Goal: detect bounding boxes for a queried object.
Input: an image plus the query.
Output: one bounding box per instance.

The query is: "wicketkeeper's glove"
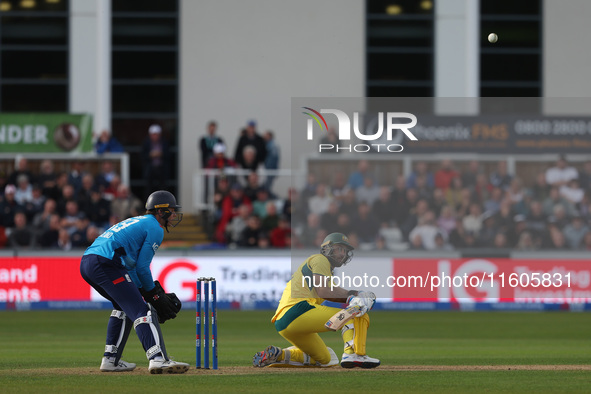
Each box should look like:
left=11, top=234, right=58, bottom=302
left=140, top=281, right=178, bottom=323
left=166, top=292, right=182, bottom=314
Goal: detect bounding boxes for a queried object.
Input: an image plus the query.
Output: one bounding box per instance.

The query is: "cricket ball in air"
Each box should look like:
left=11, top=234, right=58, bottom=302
left=488, top=33, right=498, bottom=43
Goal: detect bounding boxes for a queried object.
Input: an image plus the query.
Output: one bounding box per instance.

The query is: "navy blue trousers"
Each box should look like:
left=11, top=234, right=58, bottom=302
left=80, top=254, right=159, bottom=360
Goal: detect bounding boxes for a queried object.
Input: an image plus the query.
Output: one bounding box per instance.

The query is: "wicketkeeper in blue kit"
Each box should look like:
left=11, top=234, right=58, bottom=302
left=80, top=190, right=190, bottom=373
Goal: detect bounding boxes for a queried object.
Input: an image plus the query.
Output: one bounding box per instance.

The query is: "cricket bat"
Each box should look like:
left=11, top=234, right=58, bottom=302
left=324, top=305, right=361, bottom=331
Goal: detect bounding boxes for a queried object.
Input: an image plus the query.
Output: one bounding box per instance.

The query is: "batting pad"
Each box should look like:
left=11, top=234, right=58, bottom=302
left=266, top=347, right=338, bottom=368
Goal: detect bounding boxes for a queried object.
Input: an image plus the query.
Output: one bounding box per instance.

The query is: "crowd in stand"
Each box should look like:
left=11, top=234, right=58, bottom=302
left=207, top=143, right=591, bottom=251
left=0, top=156, right=143, bottom=250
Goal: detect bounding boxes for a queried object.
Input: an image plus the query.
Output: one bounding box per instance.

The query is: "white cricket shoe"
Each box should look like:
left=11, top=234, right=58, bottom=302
left=100, top=357, right=137, bottom=372
left=340, top=353, right=380, bottom=369
left=149, top=359, right=190, bottom=374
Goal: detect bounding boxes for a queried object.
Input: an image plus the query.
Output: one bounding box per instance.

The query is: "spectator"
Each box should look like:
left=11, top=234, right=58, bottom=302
left=199, top=121, right=224, bottom=168
left=506, top=214, right=529, bottom=247
left=473, top=173, right=492, bottom=204
left=206, top=143, right=237, bottom=171
left=545, top=155, right=578, bottom=187
left=226, top=203, right=252, bottom=246
left=461, top=160, right=482, bottom=190
left=94, top=161, right=118, bottom=193
left=492, top=232, right=509, bottom=249
left=484, top=187, right=504, bottom=214
left=448, top=219, right=468, bottom=249
left=433, top=232, right=454, bottom=251
left=437, top=204, right=457, bottom=237
left=525, top=200, right=547, bottom=242
left=330, top=171, right=350, bottom=203
left=355, top=176, right=380, bottom=206
left=252, top=187, right=272, bottom=219
left=445, top=176, right=464, bottom=208
left=414, top=174, right=433, bottom=202
left=494, top=199, right=515, bottom=234
left=478, top=211, right=498, bottom=247
left=76, top=173, right=95, bottom=211
left=408, top=211, right=439, bottom=250
left=234, top=120, right=267, bottom=169
left=269, top=215, right=291, bottom=248
left=0, top=185, right=22, bottom=228
left=84, top=187, right=111, bottom=231
left=215, top=183, right=252, bottom=244
left=506, top=177, right=527, bottom=215
left=244, top=172, right=263, bottom=202
left=563, top=215, right=589, bottom=249
left=103, top=174, right=121, bottom=202
left=489, top=161, right=512, bottom=191
left=354, top=201, right=380, bottom=245
left=14, top=174, right=33, bottom=205
left=261, top=201, right=280, bottom=233
left=540, top=224, right=567, bottom=250
left=238, top=145, right=259, bottom=177
left=529, top=172, right=550, bottom=202
left=32, top=198, right=57, bottom=237
left=430, top=188, right=448, bottom=217
left=406, top=161, right=434, bottom=189
left=110, top=184, right=143, bottom=223
left=142, top=124, right=170, bottom=198
left=23, top=184, right=46, bottom=221
left=263, top=130, right=280, bottom=191
left=308, top=183, right=333, bottom=216
left=559, top=178, right=585, bottom=207
left=60, top=200, right=87, bottom=235
left=8, top=211, right=36, bottom=249
left=542, top=187, right=576, bottom=218
left=205, top=143, right=238, bottom=203
left=320, top=201, right=340, bottom=234
left=238, top=215, right=263, bottom=247
left=212, top=176, right=231, bottom=223
left=54, top=228, right=73, bottom=251
left=347, top=160, right=372, bottom=190
left=95, top=129, right=124, bottom=154
left=299, top=213, right=323, bottom=248
left=38, top=213, right=60, bottom=248
left=515, top=231, right=537, bottom=251
left=56, top=184, right=76, bottom=217
left=401, top=197, right=429, bottom=240
left=300, top=172, right=318, bottom=206
left=37, top=159, right=57, bottom=199
left=462, top=203, right=483, bottom=234
left=434, top=159, right=458, bottom=191
left=372, top=186, right=395, bottom=228
left=67, top=161, right=87, bottom=195
left=8, top=155, right=35, bottom=186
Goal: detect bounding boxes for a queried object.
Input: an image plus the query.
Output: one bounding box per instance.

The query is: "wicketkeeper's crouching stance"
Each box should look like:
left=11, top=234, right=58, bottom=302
left=253, top=233, right=379, bottom=369
left=80, top=191, right=190, bottom=374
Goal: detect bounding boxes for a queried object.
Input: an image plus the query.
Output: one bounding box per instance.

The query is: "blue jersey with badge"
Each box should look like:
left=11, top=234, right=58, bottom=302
left=84, top=215, right=163, bottom=291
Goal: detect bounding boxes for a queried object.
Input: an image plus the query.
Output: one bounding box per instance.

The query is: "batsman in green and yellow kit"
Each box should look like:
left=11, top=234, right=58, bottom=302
left=253, top=232, right=380, bottom=368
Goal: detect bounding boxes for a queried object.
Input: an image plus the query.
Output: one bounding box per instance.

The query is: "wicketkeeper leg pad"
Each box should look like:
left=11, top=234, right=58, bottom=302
left=133, top=306, right=168, bottom=360
left=104, top=309, right=132, bottom=364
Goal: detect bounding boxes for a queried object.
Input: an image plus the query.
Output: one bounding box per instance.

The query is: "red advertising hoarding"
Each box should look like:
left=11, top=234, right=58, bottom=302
left=392, top=258, right=591, bottom=303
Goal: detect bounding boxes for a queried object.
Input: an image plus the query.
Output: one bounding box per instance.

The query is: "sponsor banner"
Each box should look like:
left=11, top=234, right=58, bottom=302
left=0, top=257, right=88, bottom=302
left=0, top=113, right=93, bottom=153
left=392, top=258, right=591, bottom=303
left=383, top=114, right=591, bottom=154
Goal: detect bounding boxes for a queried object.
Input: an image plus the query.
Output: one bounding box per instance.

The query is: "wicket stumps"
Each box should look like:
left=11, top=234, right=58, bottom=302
left=196, top=277, right=218, bottom=369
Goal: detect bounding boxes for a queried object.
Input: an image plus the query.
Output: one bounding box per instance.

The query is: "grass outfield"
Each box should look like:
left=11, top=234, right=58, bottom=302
left=2, top=309, right=591, bottom=392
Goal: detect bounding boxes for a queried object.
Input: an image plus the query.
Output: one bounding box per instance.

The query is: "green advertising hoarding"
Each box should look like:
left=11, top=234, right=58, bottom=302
left=0, top=113, right=93, bottom=153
